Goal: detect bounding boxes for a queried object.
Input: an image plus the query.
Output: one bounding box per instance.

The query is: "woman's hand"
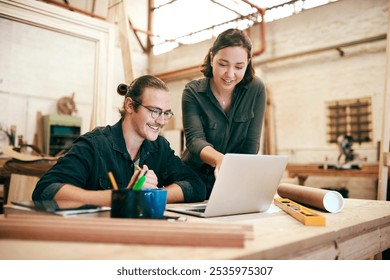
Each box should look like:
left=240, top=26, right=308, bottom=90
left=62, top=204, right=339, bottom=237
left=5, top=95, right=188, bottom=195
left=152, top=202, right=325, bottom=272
left=214, top=154, right=224, bottom=178
left=200, top=146, right=225, bottom=178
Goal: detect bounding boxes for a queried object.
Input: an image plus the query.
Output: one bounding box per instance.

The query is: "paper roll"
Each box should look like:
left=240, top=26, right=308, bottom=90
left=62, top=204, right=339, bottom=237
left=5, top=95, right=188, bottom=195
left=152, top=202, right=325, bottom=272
left=277, top=183, right=344, bottom=213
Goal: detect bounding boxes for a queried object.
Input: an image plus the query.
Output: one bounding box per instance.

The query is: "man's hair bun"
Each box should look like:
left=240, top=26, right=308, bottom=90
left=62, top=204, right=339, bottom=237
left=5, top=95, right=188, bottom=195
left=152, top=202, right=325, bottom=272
left=117, top=83, right=128, bottom=96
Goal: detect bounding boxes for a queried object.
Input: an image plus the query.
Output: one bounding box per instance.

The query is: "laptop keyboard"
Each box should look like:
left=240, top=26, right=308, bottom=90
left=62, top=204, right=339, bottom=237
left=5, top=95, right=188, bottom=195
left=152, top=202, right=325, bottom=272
left=188, top=208, right=206, bottom=213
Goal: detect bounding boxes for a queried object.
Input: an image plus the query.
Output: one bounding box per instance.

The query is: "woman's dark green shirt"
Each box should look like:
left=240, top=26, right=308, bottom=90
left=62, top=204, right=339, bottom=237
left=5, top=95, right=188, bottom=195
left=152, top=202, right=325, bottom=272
left=181, top=76, right=266, bottom=197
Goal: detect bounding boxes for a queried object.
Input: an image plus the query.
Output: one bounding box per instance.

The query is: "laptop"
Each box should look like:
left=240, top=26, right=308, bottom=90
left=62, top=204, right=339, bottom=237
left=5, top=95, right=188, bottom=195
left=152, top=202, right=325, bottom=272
left=167, top=153, right=288, bottom=218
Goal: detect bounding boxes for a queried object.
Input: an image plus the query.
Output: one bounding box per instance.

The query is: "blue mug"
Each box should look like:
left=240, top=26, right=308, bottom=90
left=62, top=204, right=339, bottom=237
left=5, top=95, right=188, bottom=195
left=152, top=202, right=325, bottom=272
left=111, top=188, right=167, bottom=219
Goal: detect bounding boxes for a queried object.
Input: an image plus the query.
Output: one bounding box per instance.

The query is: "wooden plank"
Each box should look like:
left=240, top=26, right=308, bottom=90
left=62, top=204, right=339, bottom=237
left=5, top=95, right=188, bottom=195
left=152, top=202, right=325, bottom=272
left=0, top=215, right=251, bottom=248
left=286, top=163, right=383, bottom=178
left=337, top=228, right=381, bottom=259
left=384, top=152, right=390, bottom=167
left=377, top=1, right=390, bottom=200
left=6, top=174, right=39, bottom=204
left=4, top=214, right=253, bottom=236
left=263, top=86, right=277, bottom=155
left=288, top=243, right=337, bottom=260
left=33, top=111, right=43, bottom=154
left=381, top=223, right=390, bottom=252
left=107, top=0, right=134, bottom=84
left=286, top=163, right=388, bottom=186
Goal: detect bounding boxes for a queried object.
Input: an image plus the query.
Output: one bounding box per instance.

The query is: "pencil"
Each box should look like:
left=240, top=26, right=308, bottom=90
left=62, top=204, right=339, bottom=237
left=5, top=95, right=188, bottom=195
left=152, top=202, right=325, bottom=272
left=108, top=171, right=119, bottom=190
left=135, top=165, right=148, bottom=176
left=128, top=165, right=147, bottom=189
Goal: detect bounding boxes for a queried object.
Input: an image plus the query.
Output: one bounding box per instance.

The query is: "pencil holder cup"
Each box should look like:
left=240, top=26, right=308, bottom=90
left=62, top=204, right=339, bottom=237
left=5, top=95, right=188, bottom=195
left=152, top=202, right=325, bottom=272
left=111, top=188, right=167, bottom=219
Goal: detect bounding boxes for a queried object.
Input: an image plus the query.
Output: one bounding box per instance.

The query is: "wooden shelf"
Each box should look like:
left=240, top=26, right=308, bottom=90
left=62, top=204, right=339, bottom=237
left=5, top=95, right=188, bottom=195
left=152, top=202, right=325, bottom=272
left=42, top=114, right=81, bottom=156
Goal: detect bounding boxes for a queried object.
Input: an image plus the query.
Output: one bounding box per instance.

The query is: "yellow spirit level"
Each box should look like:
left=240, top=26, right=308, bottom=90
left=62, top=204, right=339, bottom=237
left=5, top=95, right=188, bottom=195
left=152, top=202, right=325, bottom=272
left=274, top=197, right=326, bottom=226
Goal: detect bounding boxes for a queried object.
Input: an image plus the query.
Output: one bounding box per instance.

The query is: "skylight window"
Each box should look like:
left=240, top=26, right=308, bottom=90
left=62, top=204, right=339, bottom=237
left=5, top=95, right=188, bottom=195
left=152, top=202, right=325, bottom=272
left=152, top=0, right=338, bottom=54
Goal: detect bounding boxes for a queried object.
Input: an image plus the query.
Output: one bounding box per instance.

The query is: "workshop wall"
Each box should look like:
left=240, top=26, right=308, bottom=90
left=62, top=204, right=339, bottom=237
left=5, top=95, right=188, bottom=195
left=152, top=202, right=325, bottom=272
left=151, top=0, right=388, bottom=165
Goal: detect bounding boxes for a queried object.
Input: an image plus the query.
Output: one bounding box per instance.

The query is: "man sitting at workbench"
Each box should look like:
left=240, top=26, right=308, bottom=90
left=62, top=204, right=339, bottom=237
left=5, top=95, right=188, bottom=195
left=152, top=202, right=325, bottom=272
left=32, top=75, right=206, bottom=205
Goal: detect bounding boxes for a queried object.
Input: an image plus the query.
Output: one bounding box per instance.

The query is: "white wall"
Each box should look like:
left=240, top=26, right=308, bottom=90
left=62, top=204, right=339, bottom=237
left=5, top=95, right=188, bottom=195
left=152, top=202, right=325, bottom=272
left=0, top=15, right=96, bottom=140
left=0, top=0, right=148, bottom=146
left=258, top=0, right=387, bottom=164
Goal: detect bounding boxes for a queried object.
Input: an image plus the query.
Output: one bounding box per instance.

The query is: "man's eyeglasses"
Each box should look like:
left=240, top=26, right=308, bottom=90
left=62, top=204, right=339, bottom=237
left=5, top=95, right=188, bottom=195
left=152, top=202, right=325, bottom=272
left=133, top=100, right=174, bottom=120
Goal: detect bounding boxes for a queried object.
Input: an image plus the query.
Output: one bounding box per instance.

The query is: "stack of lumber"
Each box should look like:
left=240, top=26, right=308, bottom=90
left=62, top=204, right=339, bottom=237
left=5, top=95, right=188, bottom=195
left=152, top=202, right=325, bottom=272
left=0, top=215, right=252, bottom=248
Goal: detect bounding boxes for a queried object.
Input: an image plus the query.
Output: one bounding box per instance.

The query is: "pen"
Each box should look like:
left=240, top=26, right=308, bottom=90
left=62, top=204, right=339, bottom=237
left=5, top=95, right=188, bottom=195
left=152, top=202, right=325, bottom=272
left=108, top=171, right=119, bottom=190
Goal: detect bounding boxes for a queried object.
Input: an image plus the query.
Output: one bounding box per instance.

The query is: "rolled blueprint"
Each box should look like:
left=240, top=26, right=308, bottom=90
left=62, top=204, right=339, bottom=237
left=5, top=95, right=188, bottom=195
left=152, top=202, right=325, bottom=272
left=277, top=183, right=344, bottom=213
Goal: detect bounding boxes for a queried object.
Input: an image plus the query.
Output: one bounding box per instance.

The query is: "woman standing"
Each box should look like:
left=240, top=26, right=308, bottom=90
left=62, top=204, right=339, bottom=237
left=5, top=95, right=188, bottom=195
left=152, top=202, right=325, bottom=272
left=181, top=28, right=266, bottom=198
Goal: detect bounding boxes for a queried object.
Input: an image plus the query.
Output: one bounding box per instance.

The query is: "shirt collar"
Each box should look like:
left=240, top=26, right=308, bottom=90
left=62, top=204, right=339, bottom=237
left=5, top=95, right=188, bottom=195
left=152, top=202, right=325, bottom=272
left=110, top=118, right=158, bottom=160
left=197, top=78, right=209, bottom=93
left=111, top=119, right=127, bottom=154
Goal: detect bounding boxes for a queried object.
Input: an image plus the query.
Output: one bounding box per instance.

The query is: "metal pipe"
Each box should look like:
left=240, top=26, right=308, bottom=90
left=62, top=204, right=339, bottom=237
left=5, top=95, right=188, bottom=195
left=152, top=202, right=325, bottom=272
left=256, top=34, right=386, bottom=65
left=155, top=34, right=387, bottom=82
left=241, top=0, right=266, bottom=56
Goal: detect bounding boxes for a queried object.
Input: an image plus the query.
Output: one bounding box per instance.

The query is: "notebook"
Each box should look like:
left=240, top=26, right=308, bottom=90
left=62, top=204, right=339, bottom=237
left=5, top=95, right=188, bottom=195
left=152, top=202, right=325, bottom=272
left=167, top=153, right=288, bottom=218
left=10, top=200, right=110, bottom=216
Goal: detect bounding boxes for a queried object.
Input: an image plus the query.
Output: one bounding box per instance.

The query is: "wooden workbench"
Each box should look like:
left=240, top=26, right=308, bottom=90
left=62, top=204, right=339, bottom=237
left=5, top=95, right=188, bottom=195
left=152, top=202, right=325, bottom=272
left=0, top=198, right=389, bottom=260
left=0, top=157, right=55, bottom=204
left=0, top=157, right=11, bottom=206
left=286, top=163, right=387, bottom=185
